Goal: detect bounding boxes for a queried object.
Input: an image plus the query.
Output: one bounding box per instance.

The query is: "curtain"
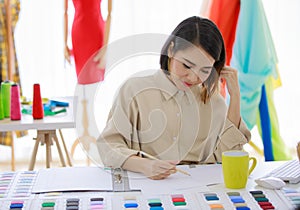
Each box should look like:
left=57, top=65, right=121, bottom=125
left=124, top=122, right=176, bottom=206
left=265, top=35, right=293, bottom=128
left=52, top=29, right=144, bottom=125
left=0, top=0, right=26, bottom=146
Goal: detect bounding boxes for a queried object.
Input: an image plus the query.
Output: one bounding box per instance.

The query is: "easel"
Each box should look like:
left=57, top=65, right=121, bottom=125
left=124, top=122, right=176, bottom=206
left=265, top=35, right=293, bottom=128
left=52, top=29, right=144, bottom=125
left=29, top=129, right=72, bottom=170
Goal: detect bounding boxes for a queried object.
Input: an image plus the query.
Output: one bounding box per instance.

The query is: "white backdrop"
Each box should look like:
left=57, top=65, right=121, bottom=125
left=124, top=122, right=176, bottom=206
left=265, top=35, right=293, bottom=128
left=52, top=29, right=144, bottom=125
left=14, top=0, right=300, bottom=150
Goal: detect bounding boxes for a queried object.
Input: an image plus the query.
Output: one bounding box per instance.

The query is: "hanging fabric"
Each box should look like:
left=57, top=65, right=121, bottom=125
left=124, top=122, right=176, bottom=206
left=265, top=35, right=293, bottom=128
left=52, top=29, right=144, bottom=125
left=230, top=0, right=291, bottom=160
left=203, top=0, right=291, bottom=160
left=206, top=0, right=240, bottom=98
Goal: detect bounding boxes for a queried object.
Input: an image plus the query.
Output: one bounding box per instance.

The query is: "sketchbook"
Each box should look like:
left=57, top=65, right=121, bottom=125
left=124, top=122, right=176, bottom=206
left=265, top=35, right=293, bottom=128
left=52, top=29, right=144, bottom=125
left=31, top=166, right=113, bottom=193
left=31, top=164, right=223, bottom=194
left=127, top=164, right=223, bottom=194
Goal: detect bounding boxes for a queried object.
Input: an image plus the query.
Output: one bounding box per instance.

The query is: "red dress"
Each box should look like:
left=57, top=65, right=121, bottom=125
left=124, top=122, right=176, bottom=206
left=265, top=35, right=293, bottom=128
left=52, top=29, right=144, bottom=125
left=72, top=0, right=105, bottom=82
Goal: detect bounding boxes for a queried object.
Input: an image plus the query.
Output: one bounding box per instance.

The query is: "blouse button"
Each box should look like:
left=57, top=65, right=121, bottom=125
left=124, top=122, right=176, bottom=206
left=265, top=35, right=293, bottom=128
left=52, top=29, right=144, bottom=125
left=176, top=112, right=180, bottom=117
left=173, top=137, right=177, bottom=141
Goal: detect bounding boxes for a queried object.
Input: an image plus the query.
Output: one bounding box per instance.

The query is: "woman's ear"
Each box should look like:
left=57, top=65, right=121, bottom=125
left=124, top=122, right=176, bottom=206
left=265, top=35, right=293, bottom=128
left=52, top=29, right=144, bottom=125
left=167, top=41, right=174, bottom=57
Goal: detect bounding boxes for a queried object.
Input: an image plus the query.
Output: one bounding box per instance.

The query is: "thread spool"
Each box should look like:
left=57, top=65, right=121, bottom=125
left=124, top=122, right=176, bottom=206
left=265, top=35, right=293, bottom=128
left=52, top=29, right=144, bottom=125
left=1, top=81, right=12, bottom=118
left=32, top=83, right=44, bottom=119
left=0, top=86, right=4, bottom=120
left=10, top=84, right=21, bottom=120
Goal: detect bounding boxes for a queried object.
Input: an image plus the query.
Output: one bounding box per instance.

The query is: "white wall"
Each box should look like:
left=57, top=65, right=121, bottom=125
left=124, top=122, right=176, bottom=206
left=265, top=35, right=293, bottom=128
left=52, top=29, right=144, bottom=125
left=262, top=0, right=300, bottom=148
left=13, top=0, right=300, bottom=151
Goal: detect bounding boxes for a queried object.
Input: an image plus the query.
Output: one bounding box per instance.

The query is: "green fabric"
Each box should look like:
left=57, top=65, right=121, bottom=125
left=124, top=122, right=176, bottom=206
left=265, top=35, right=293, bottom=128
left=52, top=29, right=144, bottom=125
left=22, top=107, right=66, bottom=116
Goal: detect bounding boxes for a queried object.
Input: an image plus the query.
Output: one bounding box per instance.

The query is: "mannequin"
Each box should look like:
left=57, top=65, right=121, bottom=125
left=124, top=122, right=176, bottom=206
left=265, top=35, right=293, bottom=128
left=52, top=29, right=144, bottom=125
left=64, top=0, right=112, bottom=78
left=64, top=0, right=112, bottom=163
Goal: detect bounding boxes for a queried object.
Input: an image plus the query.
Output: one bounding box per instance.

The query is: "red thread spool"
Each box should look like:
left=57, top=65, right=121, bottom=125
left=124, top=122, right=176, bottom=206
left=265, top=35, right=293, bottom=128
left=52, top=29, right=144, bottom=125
left=10, top=84, right=21, bottom=120
left=32, top=84, right=44, bottom=119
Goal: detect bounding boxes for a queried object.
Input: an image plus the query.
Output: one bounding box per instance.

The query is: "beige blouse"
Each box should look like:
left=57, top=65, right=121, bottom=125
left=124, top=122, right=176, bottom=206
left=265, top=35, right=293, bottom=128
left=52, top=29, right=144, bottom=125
left=97, top=70, right=251, bottom=168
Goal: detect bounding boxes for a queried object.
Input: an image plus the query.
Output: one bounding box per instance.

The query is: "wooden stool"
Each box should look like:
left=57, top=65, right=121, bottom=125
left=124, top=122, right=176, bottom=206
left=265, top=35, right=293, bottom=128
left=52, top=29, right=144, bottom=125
left=28, top=129, right=72, bottom=170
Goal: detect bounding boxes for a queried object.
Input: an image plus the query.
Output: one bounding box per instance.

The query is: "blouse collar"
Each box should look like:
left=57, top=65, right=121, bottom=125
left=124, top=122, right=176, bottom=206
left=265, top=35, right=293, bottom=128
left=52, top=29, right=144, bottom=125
left=154, top=70, right=198, bottom=105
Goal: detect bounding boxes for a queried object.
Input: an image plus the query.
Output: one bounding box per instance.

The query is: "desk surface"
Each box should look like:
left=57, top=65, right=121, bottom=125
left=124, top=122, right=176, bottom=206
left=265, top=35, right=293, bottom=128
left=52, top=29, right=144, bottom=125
left=0, top=96, right=75, bottom=131
left=0, top=161, right=299, bottom=210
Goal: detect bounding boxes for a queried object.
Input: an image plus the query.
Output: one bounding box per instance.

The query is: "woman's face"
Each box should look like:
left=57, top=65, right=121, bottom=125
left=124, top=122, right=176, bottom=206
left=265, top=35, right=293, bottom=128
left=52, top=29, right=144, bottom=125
left=168, top=45, right=215, bottom=90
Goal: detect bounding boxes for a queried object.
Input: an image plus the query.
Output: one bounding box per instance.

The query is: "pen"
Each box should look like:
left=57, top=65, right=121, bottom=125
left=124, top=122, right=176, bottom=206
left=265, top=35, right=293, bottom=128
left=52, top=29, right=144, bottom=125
left=138, top=151, right=191, bottom=176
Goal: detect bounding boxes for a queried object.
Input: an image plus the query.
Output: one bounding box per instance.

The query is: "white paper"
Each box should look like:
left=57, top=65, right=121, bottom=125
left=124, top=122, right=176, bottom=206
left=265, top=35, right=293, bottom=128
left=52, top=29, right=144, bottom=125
left=127, top=164, right=223, bottom=194
left=32, top=167, right=113, bottom=193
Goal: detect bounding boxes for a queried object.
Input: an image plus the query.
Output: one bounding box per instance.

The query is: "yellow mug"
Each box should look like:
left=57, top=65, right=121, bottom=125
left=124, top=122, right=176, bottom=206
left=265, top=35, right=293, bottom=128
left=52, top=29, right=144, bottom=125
left=222, top=150, right=257, bottom=189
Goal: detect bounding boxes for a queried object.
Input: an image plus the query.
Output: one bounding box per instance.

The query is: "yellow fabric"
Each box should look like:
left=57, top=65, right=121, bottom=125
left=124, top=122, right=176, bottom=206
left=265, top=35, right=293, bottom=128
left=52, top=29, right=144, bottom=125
left=0, top=0, right=27, bottom=146
left=271, top=64, right=282, bottom=89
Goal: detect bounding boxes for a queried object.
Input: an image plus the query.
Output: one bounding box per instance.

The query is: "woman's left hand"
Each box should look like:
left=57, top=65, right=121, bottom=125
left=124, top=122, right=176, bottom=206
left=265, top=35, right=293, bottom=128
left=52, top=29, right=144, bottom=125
left=219, top=66, right=240, bottom=99
left=220, top=66, right=241, bottom=127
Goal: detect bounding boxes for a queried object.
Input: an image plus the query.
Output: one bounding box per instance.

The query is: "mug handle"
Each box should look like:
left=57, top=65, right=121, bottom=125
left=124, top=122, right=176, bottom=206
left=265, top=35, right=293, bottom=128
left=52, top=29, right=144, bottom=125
left=248, top=157, right=257, bottom=175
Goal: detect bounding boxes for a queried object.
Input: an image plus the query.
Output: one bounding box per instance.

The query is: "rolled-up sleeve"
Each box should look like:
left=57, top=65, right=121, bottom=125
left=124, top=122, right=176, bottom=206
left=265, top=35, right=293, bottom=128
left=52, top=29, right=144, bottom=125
left=205, top=118, right=251, bottom=163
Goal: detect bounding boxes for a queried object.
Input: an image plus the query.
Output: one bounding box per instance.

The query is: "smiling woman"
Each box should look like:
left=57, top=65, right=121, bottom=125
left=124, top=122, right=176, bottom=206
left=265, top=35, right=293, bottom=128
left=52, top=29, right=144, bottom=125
left=167, top=47, right=215, bottom=92
left=97, top=16, right=251, bottom=180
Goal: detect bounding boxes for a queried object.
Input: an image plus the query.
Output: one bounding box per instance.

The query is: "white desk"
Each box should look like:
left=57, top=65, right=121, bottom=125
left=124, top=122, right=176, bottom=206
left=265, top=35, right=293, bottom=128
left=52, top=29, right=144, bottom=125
left=0, top=97, right=75, bottom=131
left=0, top=96, right=76, bottom=170
left=0, top=161, right=299, bottom=209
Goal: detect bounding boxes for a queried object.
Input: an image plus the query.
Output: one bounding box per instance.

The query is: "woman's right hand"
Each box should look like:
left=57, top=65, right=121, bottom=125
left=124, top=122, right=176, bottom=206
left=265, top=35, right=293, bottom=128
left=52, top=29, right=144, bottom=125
left=142, top=159, right=178, bottom=180
left=122, top=156, right=177, bottom=180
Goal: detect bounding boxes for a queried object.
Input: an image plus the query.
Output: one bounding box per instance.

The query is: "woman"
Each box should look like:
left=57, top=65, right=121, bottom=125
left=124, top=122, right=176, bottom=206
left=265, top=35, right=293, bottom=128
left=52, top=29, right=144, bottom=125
left=97, top=16, right=251, bottom=180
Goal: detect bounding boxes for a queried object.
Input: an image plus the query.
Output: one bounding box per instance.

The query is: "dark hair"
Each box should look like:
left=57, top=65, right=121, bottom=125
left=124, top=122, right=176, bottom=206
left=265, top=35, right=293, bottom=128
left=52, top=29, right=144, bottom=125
left=160, top=16, right=226, bottom=103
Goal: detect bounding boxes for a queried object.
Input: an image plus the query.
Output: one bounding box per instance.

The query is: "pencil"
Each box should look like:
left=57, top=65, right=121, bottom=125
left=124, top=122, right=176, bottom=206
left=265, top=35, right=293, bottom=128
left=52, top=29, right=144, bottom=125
left=138, top=151, right=191, bottom=176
